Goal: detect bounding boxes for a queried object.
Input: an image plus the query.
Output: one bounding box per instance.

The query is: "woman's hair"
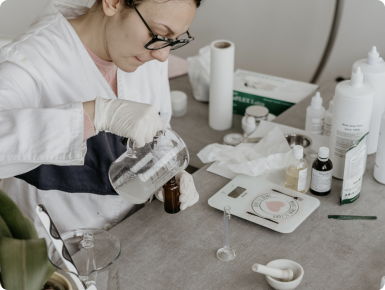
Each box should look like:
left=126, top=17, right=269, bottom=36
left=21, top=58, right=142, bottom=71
left=96, top=0, right=201, bottom=8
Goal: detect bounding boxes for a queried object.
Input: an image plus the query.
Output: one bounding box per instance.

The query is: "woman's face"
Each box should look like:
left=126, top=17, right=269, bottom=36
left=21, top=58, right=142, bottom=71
left=103, top=0, right=197, bottom=72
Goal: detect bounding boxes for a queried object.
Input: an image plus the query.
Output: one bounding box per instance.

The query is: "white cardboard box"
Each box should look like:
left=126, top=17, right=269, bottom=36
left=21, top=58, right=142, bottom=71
left=233, top=69, right=319, bottom=116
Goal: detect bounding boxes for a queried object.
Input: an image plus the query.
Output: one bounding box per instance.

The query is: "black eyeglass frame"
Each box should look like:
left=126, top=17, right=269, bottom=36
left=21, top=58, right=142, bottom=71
left=130, top=1, right=195, bottom=50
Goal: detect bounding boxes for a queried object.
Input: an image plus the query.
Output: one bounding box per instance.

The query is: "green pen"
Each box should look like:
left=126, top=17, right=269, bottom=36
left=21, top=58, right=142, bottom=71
left=328, top=215, right=377, bottom=220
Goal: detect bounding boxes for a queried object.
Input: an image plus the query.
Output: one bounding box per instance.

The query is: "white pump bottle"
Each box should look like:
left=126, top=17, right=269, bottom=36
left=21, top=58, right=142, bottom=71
left=305, top=92, right=325, bottom=135
left=329, top=67, right=375, bottom=179
left=353, top=46, right=385, bottom=155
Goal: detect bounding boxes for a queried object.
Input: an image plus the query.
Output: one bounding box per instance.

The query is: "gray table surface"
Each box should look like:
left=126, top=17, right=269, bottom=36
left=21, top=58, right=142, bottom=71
left=71, top=77, right=385, bottom=289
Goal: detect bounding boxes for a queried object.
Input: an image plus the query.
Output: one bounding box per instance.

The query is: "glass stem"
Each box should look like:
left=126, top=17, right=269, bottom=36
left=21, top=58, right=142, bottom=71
left=82, top=233, right=97, bottom=286
left=223, top=205, right=231, bottom=251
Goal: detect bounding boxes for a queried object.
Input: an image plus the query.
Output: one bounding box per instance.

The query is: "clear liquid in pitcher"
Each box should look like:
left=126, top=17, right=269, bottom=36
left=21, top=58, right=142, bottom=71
left=109, top=130, right=189, bottom=204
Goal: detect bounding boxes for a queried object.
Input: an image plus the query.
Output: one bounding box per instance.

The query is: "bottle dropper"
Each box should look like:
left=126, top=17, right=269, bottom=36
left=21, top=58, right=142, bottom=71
left=367, top=46, right=384, bottom=65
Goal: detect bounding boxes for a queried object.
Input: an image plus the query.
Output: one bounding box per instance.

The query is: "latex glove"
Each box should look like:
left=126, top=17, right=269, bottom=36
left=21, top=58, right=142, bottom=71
left=94, top=96, right=167, bottom=147
left=157, top=170, right=199, bottom=210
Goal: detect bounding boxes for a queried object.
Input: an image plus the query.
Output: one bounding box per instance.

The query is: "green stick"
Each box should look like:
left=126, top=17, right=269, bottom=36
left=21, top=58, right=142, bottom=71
left=328, top=215, right=377, bottom=220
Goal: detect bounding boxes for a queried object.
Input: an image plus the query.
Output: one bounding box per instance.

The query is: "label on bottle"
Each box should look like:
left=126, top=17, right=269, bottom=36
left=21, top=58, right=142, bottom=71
left=334, top=125, right=365, bottom=159
left=311, top=168, right=332, bottom=193
left=323, top=122, right=331, bottom=137
left=341, top=136, right=367, bottom=205
left=374, top=117, right=385, bottom=183
left=298, top=168, right=308, bottom=191
left=311, top=118, right=324, bottom=135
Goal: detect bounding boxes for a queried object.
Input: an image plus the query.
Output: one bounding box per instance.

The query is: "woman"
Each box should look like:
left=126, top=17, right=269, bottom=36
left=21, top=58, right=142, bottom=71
left=0, top=0, right=200, bottom=239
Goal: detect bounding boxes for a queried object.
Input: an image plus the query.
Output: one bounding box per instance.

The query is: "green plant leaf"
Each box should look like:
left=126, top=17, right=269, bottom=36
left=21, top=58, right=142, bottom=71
left=43, top=258, right=56, bottom=287
left=0, top=189, right=38, bottom=239
left=0, top=237, right=54, bottom=290
left=0, top=214, right=12, bottom=238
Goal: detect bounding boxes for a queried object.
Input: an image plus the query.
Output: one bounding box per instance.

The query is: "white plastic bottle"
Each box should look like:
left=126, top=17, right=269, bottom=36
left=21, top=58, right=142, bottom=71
left=353, top=46, right=385, bottom=155
left=242, top=116, right=257, bottom=137
left=329, top=67, right=375, bottom=179
left=323, top=100, right=334, bottom=137
left=305, top=92, right=325, bottom=135
left=374, top=111, right=385, bottom=184
left=285, top=145, right=308, bottom=193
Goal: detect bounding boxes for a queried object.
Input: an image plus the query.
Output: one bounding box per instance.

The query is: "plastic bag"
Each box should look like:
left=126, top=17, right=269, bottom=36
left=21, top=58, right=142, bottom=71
left=187, top=45, right=210, bottom=102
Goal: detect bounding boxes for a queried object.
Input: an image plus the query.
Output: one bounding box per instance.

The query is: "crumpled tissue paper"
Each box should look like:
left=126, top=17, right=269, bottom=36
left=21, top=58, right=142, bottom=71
left=197, top=127, right=292, bottom=176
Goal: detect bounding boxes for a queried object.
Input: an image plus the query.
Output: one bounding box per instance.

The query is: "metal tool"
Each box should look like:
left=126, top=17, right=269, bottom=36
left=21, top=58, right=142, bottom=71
left=328, top=215, right=377, bottom=220
left=272, top=189, right=303, bottom=202
left=247, top=211, right=279, bottom=224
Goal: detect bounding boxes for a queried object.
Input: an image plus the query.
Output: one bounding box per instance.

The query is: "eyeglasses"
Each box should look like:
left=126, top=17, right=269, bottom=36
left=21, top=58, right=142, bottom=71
left=130, top=1, right=195, bottom=50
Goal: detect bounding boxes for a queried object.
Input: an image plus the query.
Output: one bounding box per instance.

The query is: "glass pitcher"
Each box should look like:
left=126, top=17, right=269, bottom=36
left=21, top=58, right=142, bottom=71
left=109, top=128, right=189, bottom=204
left=48, top=228, right=121, bottom=290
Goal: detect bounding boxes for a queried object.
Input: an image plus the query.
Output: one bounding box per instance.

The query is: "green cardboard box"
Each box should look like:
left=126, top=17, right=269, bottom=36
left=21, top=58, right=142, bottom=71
left=233, top=69, right=319, bottom=116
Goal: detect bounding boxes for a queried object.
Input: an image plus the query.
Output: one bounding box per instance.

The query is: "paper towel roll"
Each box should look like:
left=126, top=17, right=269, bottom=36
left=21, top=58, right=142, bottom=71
left=209, top=40, right=235, bottom=130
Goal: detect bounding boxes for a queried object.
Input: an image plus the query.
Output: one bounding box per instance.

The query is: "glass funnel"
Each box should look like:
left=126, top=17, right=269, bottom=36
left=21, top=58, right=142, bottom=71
left=109, top=128, right=190, bottom=204
left=48, top=228, right=121, bottom=290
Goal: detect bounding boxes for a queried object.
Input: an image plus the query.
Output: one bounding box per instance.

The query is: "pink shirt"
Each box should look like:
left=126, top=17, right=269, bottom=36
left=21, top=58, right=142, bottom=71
left=84, top=44, right=118, bottom=96
left=83, top=44, right=118, bottom=140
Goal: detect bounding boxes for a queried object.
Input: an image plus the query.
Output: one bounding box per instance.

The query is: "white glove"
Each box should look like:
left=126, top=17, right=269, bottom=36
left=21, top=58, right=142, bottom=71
left=157, top=170, right=199, bottom=210
left=94, top=97, right=167, bottom=147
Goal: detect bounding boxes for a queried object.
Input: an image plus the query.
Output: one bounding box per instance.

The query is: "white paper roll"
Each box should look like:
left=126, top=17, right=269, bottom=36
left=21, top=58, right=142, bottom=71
left=209, top=40, right=235, bottom=130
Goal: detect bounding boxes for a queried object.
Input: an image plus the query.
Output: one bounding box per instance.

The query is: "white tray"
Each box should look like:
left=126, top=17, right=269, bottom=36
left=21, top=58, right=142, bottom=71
left=208, top=175, right=320, bottom=233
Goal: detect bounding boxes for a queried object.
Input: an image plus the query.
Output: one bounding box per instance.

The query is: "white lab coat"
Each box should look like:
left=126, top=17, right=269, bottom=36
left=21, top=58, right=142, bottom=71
left=0, top=0, right=171, bottom=240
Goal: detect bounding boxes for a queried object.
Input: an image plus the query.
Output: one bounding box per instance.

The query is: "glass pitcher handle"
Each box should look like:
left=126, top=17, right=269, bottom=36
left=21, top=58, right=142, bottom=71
left=121, top=130, right=167, bottom=158
left=121, top=137, right=138, bottom=158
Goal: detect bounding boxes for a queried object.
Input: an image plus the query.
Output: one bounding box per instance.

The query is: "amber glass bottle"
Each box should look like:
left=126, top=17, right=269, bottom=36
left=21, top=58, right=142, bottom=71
left=163, top=177, right=181, bottom=214
left=310, top=147, right=333, bottom=196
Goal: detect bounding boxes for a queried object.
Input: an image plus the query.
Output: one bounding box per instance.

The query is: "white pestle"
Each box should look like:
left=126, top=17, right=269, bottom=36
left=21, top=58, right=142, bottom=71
left=252, top=263, right=294, bottom=282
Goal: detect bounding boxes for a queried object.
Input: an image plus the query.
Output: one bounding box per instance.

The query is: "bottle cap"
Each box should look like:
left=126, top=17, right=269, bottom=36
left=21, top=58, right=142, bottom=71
left=311, top=92, right=323, bottom=109
left=293, top=145, right=303, bottom=159
left=328, top=100, right=334, bottom=114
left=318, top=147, right=329, bottom=159
left=367, top=46, right=383, bottom=65
left=245, top=106, right=269, bottom=121
left=223, top=133, right=244, bottom=146
left=351, top=67, right=363, bottom=87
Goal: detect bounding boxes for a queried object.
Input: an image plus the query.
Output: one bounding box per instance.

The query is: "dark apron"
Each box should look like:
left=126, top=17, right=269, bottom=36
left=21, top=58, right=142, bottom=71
left=16, top=132, right=126, bottom=196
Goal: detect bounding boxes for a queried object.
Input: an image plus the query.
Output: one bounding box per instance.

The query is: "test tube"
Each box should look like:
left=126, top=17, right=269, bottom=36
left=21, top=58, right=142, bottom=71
left=216, top=205, right=236, bottom=261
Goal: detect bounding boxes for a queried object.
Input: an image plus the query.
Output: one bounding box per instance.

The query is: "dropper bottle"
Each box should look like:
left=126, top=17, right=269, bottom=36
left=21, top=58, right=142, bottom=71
left=305, top=92, right=325, bottom=135
left=323, top=100, right=334, bottom=137
left=163, top=176, right=181, bottom=214
left=285, top=145, right=308, bottom=193
left=353, top=46, right=385, bottom=155
left=310, top=147, right=333, bottom=196
left=329, top=67, right=375, bottom=179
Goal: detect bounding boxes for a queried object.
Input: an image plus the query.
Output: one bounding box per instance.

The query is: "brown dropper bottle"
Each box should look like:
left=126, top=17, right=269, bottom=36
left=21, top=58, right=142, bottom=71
left=163, top=176, right=181, bottom=214
left=310, top=147, right=333, bottom=196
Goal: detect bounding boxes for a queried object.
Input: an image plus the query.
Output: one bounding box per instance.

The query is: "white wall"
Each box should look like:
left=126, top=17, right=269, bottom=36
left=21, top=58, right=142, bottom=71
left=173, top=0, right=335, bottom=83
left=1, top=0, right=385, bottom=85
left=0, top=0, right=49, bottom=37
left=173, top=0, right=385, bottom=85
left=317, top=0, right=385, bottom=85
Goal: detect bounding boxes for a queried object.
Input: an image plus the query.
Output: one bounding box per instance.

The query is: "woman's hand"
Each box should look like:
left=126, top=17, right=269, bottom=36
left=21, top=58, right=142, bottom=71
left=84, top=97, right=167, bottom=147
left=157, top=170, right=199, bottom=210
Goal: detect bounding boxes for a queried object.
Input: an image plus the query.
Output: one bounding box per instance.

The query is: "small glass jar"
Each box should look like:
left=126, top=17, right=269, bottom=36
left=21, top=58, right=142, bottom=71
left=245, top=105, right=269, bottom=125
left=285, top=145, right=308, bottom=193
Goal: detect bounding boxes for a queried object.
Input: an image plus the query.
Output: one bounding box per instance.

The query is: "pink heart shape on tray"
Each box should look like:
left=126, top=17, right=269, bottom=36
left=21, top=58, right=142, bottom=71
left=266, top=201, right=286, bottom=212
